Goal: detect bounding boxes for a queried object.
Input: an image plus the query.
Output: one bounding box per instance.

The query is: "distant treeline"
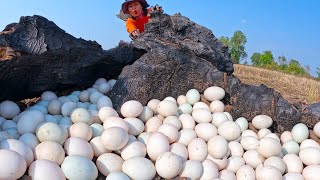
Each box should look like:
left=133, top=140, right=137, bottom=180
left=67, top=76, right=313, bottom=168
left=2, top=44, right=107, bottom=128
left=220, top=30, right=319, bottom=79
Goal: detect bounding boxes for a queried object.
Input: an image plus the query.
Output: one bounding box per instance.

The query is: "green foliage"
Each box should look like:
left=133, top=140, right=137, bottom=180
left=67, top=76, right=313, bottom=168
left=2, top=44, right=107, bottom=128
left=250, top=51, right=310, bottom=76
left=250, top=51, right=275, bottom=68
left=259, top=51, right=275, bottom=67
left=282, top=60, right=309, bottom=75
left=221, top=30, right=313, bottom=77
left=277, top=56, right=287, bottom=65
left=219, top=30, right=247, bottom=64
left=251, top=52, right=261, bottom=66
left=219, top=36, right=230, bottom=47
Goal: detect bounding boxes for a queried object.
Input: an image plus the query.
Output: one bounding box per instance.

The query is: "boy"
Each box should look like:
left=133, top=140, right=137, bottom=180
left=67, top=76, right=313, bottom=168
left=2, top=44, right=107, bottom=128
left=121, top=0, right=162, bottom=39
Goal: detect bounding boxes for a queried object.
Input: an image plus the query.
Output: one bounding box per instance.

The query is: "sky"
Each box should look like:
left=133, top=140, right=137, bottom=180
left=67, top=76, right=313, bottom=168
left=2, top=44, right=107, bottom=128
left=1, top=0, right=320, bottom=76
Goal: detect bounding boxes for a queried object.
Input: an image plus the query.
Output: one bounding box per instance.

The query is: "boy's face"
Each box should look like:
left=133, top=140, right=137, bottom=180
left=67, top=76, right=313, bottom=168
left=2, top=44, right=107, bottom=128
left=128, top=1, right=143, bottom=17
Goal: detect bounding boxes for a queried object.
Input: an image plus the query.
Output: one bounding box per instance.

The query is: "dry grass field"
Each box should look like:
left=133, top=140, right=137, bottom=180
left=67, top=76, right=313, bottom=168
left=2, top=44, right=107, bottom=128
left=234, top=64, right=320, bottom=104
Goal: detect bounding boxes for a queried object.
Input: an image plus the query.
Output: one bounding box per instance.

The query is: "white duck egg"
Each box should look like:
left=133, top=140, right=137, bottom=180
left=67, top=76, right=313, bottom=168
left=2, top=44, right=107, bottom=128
left=186, top=89, right=200, bottom=105
left=209, top=100, right=225, bottom=113
left=96, top=153, right=124, bottom=176
left=0, top=100, right=20, bottom=119
left=61, top=155, right=98, bottom=180
left=252, top=115, right=273, bottom=130
left=204, top=86, right=225, bottom=101
left=157, top=100, right=178, bottom=117
left=291, top=123, right=309, bottom=143
left=41, top=91, right=57, bottom=101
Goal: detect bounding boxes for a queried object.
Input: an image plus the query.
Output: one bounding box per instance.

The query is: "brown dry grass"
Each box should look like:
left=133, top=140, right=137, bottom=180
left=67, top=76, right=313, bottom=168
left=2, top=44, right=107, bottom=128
left=234, top=64, right=320, bottom=104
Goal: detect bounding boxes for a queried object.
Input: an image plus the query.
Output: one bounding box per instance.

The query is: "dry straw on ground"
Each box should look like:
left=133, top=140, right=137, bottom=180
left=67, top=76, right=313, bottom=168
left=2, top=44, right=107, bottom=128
left=234, top=64, right=320, bottom=104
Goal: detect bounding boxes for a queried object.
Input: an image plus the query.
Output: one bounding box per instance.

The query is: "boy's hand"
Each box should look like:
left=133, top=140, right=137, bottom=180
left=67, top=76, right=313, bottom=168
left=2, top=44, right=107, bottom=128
left=129, top=29, right=140, bottom=40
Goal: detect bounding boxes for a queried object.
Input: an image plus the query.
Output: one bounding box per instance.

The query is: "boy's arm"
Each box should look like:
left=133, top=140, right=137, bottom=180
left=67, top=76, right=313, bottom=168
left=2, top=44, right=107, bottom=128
left=126, top=18, right=140, bottom=39
left=126, top=18, right=138, bottom=34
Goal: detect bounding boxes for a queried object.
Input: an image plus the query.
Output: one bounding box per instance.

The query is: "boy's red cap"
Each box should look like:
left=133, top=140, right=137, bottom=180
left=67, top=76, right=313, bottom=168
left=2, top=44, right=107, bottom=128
left=121, top=0, right=149, bottom=14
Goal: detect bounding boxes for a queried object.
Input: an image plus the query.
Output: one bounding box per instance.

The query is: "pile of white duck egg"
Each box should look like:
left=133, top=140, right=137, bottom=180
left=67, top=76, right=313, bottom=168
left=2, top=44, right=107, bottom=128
left=1, top=77, right=320, bottom=180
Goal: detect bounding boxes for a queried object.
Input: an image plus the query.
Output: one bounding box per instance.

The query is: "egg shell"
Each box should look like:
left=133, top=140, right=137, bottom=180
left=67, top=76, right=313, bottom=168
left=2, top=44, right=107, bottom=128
left=90, top=136, right=111, bottom=157
left=283, top=154, right=303, bottom=173
left=177, top=95, right=187, bottom=105
left=157, top=100, right=178, bottom=117
left=186, top=89, right=200, bottom=105
left=64, top=137, right=94, bottom=159
left=144, top=116, right=162, bottom=133
left=264, top=156, right=287, bottom=175
left=218, top=121, right=241, bottom=141
left=291, top=123, right=309, bottom=143
left=200, top=159, right=219, bottom=179
left=236, top=165, right=255, bottom=180
left=188, top=138, right=208, bottom=161
left=121, top=100, right=143, bottom=118
left=69, top=122, right=93, bottom=141
left=121, top=141, right=146, bottom=160
left=71, top=108, right=93, bottom=125
left=105, top=172, right=130, bottom=180
left=209, top=100, right=225, bottom=113
left=299, top=147, right=320, bottom=165
left=302, top=165, right=320, bottom=180
left=0, top=100, right=20, bottom=119
left=122, top=157, right=156, bottom=180
left=219, top=169, right=236, bottom=180
left=155, top=152, right=183, bottom=179
left=256, top=165, right=282, bottom=180
left=41, top=91, right=57, bottom=101
left=192, top=108, right=212, bottom=123
left=242, top=150, right=265, bottom=168
left=195, top=123, right=217, bottom=142
left=0, top=149, right=27, bottom=180
left=180, top=160, right=204, bottom=179
left=203, top=86, right=225, bottom=101
left=163, top=116, right=181, bottom=130
left=252, top=115, right=273, bottom=130
left=257, top=137, right=282, bottom=158
left=207, top=135, right=228, bottom=159
left=61, top=155, right=98, bottom=180
left=147, top=99, right=161, bottom=114
left=157, top=123, right=179, bottom=143
left=147, top=132, right=170, bottom=161
left=179, top=114, right=196, bottom=129
left=28, top=159, right=66, bottom=180
left=138, top=106, right=154, bottom=122
left=96, top=153, right=124, bottom=176
left=35, top=141, right=65, bottom=165
left=0, top=139, right=34, bottom=166
left=101, top=127, right=129, bottom=151
left=103, top=116, right=129, bottom=132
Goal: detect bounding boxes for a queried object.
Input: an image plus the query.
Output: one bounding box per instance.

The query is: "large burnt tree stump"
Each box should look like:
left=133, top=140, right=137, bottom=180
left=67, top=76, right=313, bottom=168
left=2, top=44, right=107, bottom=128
left=0, top=15, right=143, bottom=101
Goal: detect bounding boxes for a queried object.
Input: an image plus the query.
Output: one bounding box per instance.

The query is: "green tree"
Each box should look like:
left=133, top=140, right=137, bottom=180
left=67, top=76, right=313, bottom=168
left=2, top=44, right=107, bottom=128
left=250, top=51, right=275, bottom=68
left=277, top=56, right=288, bottom=70
left=259, top=51, right=274, bottom=66
left=219, top=30, right=247, bottom=64
left=219, top=36, right=230, bottom=47
left=251, top=52, right=261, bottom=66
left=285, top=59, right=309, bottom=75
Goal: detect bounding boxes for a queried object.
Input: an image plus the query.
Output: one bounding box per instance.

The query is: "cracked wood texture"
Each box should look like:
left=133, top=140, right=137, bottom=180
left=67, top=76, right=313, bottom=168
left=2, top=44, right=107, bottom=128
left=0, top=15, right=144, bottom=101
